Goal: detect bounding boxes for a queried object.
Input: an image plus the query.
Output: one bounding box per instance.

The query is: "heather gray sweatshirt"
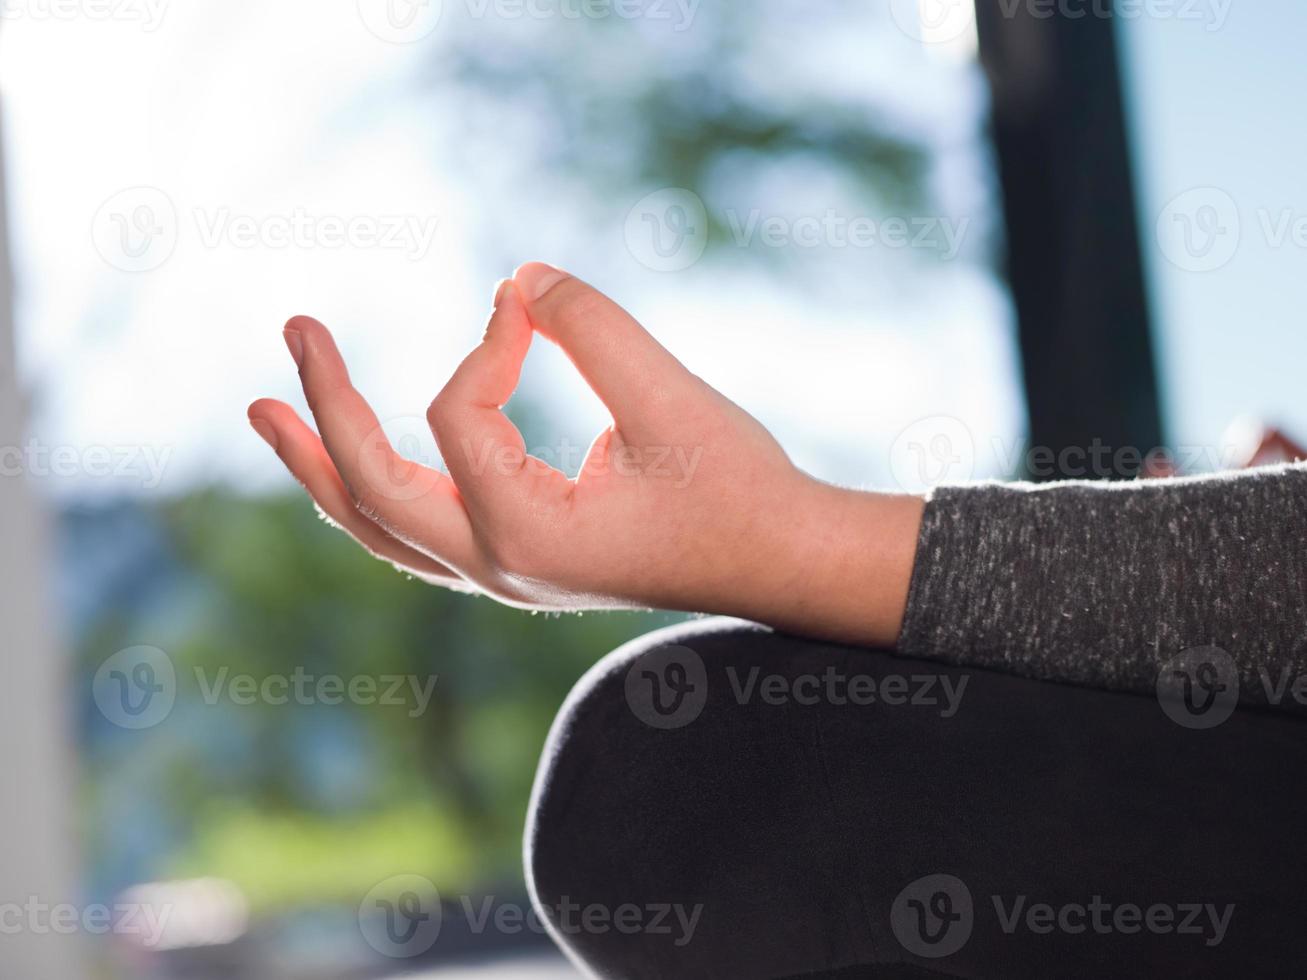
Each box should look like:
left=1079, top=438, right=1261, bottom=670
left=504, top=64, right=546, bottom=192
left=897, top=462, right=1307, bottom=710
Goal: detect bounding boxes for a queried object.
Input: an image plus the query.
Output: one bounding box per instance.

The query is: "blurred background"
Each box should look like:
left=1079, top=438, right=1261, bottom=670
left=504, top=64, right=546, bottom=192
left=1, top=0, right=1305, bottom=976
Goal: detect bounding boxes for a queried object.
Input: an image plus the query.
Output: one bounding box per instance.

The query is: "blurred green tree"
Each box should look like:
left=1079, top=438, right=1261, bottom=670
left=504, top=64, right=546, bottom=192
left=78, top=491, right=677, bottom=910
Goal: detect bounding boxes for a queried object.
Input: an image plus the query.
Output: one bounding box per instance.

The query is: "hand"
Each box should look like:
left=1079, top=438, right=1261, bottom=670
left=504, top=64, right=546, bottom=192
left=248, top=263, right=923, bottom=647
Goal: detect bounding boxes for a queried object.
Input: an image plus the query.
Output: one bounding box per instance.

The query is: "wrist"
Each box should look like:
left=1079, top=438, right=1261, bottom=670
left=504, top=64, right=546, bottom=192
left=729, top=475, right=925, bottom=649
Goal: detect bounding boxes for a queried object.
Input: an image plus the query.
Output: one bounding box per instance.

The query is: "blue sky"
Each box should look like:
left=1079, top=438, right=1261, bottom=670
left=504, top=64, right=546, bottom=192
left=9, top=2, right=1303, bottom=501
left=1, top=1, right=1027, bottom=499
left=1120, top=1, right=1307, bottom=457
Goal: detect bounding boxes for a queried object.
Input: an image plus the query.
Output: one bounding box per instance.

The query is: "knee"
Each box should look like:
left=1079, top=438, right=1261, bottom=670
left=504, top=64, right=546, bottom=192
left=524, top=618, right=895, bottom=978
left=524, top=618, right=767, bottom=975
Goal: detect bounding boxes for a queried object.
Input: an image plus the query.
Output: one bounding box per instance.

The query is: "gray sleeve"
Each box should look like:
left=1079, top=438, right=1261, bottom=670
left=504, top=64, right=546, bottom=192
left=897, top=463, right=1307, bottom=709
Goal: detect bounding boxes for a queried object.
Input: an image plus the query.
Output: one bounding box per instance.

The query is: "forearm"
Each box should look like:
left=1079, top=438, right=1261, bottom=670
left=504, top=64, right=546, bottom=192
left=898, top=463, right=1307, bottom=708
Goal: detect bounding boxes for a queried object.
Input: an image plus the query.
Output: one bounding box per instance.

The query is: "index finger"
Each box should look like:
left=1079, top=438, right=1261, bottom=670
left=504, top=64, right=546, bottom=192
left=285, top=315, right=475, bottom=568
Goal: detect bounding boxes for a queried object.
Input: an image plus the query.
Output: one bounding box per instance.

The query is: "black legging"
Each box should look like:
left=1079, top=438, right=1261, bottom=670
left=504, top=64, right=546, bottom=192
left=525, top=619, right=1307, bottom=979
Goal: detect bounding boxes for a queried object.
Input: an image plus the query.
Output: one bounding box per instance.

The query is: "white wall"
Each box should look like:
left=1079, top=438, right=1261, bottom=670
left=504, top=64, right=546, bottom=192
left=0, top=87, right=87, bottom=978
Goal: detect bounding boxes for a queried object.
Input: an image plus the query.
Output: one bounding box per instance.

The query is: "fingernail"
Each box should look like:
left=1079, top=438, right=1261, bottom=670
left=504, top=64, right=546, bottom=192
left=515, top=262, right=569, bottom=301
left=492, top=278, right=512, bottom=308
left=249, top=417, right=278, bottom=451
left=283, top=328, right=304, bottom=368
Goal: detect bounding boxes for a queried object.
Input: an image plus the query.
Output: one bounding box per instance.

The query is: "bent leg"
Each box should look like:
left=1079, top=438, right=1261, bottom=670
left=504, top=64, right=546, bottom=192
left=526, top=618, right=1307, bottom=979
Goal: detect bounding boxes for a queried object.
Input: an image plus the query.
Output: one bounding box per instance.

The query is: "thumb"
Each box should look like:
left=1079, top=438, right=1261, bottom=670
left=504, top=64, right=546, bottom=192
left=426, top=280, right=548, bottom=517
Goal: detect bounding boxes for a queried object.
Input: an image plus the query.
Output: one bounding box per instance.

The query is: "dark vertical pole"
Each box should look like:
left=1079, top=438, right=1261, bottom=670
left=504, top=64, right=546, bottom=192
left=975, top=1, right=1164, bottom=480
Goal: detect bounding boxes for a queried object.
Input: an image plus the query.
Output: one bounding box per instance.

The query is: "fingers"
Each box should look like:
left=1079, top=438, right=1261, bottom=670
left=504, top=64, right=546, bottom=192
left=260, top=267, right=672, bottom=587
left=513, top=262, right=692, bottom=433
left=246, top=398, right=468, bottom=587
left=283, top=315, right=474, bottom=566
left=426, top=281, right=571, bottom=521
